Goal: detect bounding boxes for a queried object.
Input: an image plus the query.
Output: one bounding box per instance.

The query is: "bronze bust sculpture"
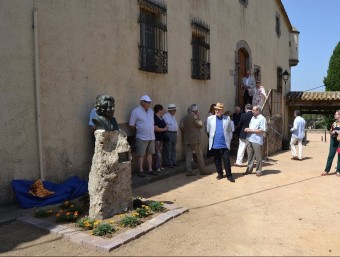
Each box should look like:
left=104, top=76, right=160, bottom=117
left=92, top=95, right=119, bottom=131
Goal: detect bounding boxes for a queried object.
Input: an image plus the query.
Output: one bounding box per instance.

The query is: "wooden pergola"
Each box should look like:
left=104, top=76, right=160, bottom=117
left=286, top=91, right=340, bottom=115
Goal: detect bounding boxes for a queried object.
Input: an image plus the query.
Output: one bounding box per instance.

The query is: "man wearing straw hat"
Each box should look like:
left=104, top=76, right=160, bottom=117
left=207, top=102, right=235, bottom=182
left=163, top=103, right=179, bottom=168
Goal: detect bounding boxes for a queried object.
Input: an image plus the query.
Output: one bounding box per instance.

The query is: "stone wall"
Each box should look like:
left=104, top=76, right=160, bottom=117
left=88, top=130, right=132, bottom=220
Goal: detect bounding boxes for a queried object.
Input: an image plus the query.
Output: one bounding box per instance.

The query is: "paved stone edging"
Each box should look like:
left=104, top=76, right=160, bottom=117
left=17, top=203, right=189, bottom=252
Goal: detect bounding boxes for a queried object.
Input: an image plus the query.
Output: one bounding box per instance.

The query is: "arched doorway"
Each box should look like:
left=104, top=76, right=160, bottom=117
left=237, top=48, right=249, bottom=108
left=235, top=40, right=252, bottom=110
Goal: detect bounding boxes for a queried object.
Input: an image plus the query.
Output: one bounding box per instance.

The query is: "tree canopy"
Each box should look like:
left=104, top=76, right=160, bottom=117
left=324, top=42, right=340, bottom=91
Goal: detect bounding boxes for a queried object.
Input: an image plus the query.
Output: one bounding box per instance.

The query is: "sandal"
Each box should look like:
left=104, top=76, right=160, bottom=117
left=336, top=172, right=340, bottom=177
left=321, top=171, right=328, bottom=176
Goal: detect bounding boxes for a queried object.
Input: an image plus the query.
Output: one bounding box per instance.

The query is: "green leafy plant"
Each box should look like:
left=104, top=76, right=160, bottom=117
left=55, top=210, right=79, bottom=222
left=119, top=214, right=141, bottom=228
left=91, top=223, right=116, bottom=236
left=34, top=209, right=54, bottom=218
left=135, top=205, right=153, bottom=218
left=148, top=201, right=165, bottom=212
left=324, top=42, right=340, bottom=91
left=59, top=200, right=74, bottom=209
left=75, top=216, right=95, bottom=230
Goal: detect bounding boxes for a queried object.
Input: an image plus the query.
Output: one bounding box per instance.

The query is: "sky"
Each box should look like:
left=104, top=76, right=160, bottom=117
left=281, top=0, right=340, bottom=92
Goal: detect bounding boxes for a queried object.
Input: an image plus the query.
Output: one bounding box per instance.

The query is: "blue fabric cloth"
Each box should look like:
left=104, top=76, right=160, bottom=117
left=12, top=176, right=88, bottom=209
left=212, top=117, right=227, bottom=149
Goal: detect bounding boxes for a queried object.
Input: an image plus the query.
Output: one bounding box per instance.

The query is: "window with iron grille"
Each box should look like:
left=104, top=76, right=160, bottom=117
left=138, top=0, right=167, bottom=74
left=191, top=18, right=210, bottom=80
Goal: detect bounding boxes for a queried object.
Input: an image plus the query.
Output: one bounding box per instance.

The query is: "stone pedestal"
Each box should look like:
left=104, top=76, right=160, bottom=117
left=88, top=130, right=132, bottom=219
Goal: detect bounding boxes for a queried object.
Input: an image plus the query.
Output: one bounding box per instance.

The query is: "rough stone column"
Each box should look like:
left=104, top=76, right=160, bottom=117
left=88, top=129, right=132, bottom=219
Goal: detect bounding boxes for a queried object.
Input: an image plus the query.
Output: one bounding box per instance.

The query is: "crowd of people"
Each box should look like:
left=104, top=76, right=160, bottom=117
left=88, top=92, right=340, bottom=182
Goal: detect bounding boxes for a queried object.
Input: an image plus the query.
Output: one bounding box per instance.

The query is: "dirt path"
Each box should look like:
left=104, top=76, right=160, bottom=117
left=1, top=133, right=340, bottom=256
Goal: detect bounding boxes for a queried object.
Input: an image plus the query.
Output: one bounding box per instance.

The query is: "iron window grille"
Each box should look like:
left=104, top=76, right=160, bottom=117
left=138, top=0, right=168, bottom=74
left=191, top=18, right=210, bottom=80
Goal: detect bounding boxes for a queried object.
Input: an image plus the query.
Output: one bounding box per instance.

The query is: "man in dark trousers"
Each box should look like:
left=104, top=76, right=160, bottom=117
left=234, top=104, right=253, bottom=166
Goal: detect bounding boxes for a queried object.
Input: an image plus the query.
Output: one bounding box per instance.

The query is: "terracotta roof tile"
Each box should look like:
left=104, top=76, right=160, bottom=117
left=287, top=91, right=340, bottom=101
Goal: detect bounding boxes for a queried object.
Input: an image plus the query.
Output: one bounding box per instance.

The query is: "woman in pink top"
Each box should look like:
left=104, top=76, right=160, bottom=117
left=252, top=80, right=267, bottom=108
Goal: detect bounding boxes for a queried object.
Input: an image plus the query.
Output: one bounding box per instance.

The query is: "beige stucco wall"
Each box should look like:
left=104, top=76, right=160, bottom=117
left=0, top=0, right=295, bottom=205
left=0, top=0, right=40, bottom=203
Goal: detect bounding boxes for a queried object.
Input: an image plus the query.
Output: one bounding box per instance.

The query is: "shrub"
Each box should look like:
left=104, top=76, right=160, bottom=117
left=55, top=210, right=79, bottom=222
left=135, top=205, right=153, bottom=218
left=58, top=201, right=84, bottom=214
left=119, top=214, right=141, bottom=228
left=91, top=223, right=116, bottom=236
left=59, top=201, right=74, bottom=209
left=75, top=216, right=95, bottom=230
left=34, top=209, right=54, bottom=218
left=148, top=201, right=165, bottom=212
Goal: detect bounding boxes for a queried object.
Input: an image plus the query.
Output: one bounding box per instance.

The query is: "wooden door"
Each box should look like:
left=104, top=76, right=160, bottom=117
left=237, top=49, right=247, bottom=109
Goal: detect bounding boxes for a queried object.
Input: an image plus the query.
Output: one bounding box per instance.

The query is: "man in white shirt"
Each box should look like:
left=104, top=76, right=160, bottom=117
left=129, top=95, right=156, bottom=177
left=243, top=105, right=267, bottom=177
left=241, top=70, right=256, bottom=106
left=290, top=110, right=306, bottom=160
left=163, top=104, right=179, bottom=168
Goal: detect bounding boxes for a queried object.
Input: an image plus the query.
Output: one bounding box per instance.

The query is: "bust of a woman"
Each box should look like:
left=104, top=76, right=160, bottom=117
left=92, top=95, right=119, bottom=131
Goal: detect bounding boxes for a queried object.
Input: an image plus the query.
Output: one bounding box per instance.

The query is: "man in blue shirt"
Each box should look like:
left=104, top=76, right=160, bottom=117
left=207, top=102, right=235, bottom=182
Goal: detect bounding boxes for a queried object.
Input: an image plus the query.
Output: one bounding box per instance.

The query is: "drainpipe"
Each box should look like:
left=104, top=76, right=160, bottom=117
left=33, top=8, right=44, bottom=180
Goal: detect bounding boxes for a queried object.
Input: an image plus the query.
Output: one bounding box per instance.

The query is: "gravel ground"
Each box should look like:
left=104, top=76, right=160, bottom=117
left=1, top=133, right=339, bottom=256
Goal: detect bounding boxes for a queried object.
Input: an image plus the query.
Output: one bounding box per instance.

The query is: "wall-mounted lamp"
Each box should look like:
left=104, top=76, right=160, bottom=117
left=281, top=69, right=290, bottom=147
left=282, top=70, right=290, bottom=84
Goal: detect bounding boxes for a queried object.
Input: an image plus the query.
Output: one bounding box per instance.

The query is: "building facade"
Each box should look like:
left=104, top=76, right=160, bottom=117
left=0, top=0, right=299, bottom=204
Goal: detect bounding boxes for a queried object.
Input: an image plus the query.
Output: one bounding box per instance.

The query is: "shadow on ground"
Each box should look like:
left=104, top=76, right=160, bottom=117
left=0, top=222, right=61, bottom=254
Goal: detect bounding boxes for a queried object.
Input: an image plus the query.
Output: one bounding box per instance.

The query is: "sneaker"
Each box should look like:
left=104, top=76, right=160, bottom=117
left=156, top=168, right=161, bottom=172
left=160, top=167, right=165, bottom=171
